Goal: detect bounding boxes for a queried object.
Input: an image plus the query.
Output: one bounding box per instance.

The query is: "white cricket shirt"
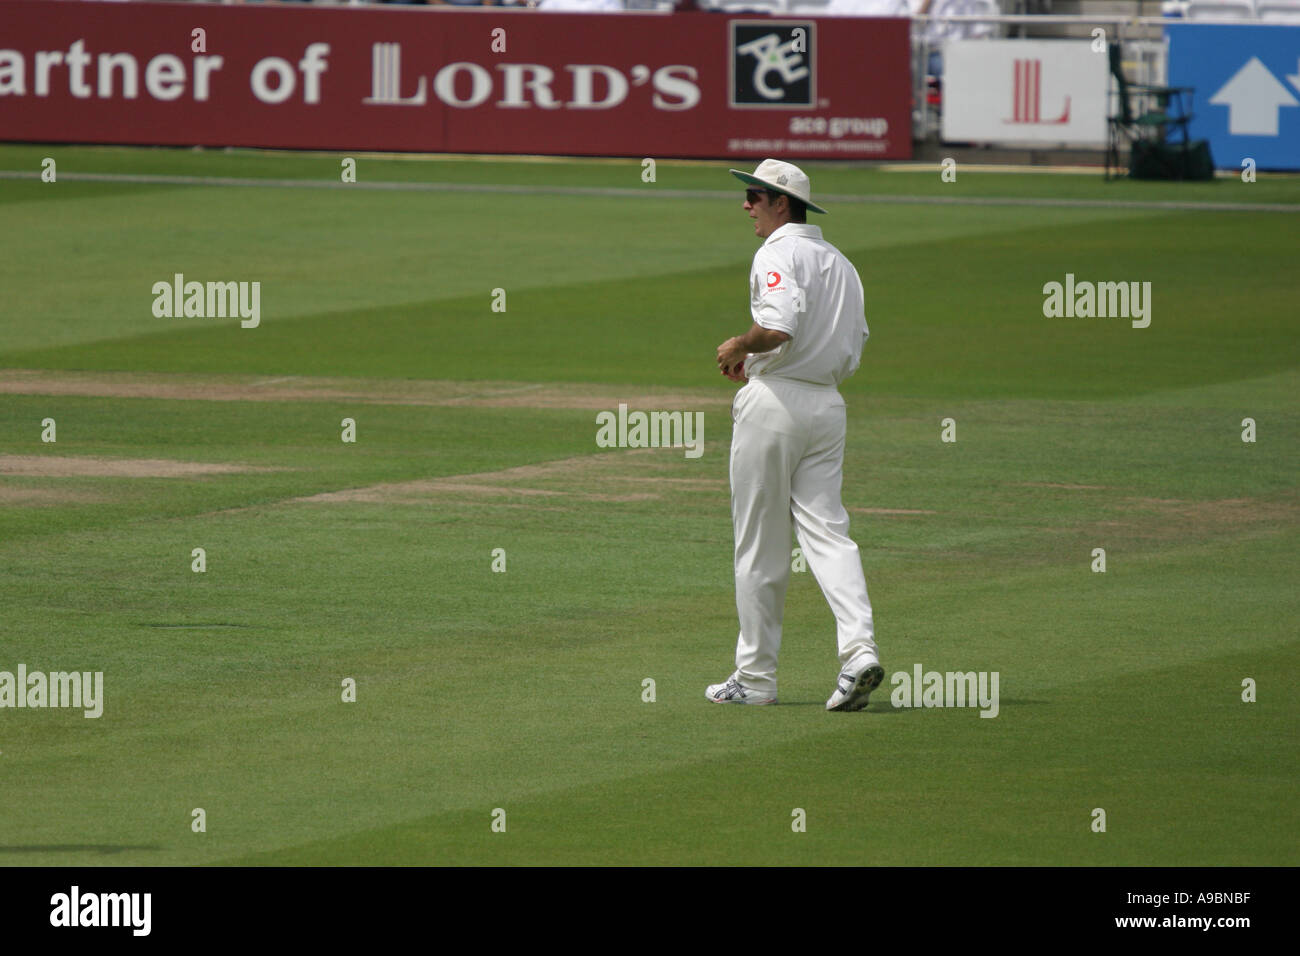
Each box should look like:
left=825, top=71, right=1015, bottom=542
left=745, top=222, right=869, bottom=387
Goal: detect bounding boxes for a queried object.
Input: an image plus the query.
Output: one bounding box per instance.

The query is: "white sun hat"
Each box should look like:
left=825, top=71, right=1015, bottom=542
left=729, top=158, right=828, bottom=215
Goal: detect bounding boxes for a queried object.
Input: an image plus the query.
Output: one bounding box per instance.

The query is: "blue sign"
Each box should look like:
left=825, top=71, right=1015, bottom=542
left=1166, top=23, right=1300, bottom=171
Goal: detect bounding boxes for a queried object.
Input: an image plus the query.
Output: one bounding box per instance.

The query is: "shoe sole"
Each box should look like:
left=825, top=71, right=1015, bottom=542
left=706, top=693, right=778, bottom=705
left=828, top=665, right=885, bottom=713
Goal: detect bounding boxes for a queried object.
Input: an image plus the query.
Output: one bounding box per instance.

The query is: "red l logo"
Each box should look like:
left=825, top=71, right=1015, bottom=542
left=1004, top=59, right=1070, bottom=125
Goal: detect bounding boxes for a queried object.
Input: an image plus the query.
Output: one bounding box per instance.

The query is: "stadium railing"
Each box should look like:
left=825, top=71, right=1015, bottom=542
left=1253, top=0, right=1300, bottom=22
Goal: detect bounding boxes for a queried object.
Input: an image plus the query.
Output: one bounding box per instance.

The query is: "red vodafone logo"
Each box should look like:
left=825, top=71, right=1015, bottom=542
left=766, top=271, right=781, bottom=288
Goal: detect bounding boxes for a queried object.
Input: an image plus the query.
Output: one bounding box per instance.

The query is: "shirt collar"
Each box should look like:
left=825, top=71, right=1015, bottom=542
left=764, top=222, right=823, bottom=246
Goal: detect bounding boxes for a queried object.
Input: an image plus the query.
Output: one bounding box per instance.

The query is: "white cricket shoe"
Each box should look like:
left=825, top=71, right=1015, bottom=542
left=706, top=674, right=777, bottom=706
left=826, top=663, right=885, bottom=712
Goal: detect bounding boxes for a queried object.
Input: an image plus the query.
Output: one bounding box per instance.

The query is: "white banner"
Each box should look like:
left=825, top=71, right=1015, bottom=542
left=942, top=40, right=1109, bottom=146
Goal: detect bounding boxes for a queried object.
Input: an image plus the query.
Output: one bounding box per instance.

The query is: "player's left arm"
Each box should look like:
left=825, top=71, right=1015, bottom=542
left=735, top=323, right=792, bottom=354
left=717, top=323, right=791, bottom=380
left=718, top=248, right=796, bottom=381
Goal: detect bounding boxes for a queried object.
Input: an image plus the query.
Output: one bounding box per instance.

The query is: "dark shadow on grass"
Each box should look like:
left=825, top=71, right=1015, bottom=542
left=772, top=701, right=829, bottom=708
left=995, top=698, right=1050, bottom=707
left=0, top=844, right=163, bottom=855
left=863, top=698, right=1049, bottom=713
left=775, top=701, right=912, bottom=710
left=140, top=623, right=254, bottom=629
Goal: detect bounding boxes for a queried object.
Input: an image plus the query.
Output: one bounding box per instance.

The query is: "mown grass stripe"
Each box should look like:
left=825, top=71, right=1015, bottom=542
left=2, top=169, right=1297, bottom=212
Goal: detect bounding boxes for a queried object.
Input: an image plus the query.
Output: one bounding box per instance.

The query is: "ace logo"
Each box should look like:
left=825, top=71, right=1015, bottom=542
left=730, top=21, right=815, bottom=109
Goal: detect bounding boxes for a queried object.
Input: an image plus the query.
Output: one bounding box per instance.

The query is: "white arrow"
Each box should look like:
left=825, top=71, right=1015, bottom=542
left=1210, top=57, right=1299, bottom=137
left=1288, top=57, right=1300, bottom=96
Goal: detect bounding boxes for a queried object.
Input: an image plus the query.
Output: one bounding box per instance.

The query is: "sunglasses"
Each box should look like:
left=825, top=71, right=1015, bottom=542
left=745, top=188, right=767, bottom=203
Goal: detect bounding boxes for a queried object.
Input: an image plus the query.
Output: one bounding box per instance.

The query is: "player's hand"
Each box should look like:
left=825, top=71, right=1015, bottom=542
left=717, top=337, right=748, bottom=382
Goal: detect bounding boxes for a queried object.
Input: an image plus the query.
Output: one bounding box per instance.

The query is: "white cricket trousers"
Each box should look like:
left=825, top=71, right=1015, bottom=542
left=729, top=376, right=878, bottom=696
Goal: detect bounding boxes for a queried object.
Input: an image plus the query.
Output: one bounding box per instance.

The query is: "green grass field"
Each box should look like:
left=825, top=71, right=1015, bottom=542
left=1, top=145, right=1296, bottom=866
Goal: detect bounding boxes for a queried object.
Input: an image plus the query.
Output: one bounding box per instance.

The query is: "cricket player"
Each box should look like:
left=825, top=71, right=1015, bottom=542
left=707, top=159, right=883, bottom=712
